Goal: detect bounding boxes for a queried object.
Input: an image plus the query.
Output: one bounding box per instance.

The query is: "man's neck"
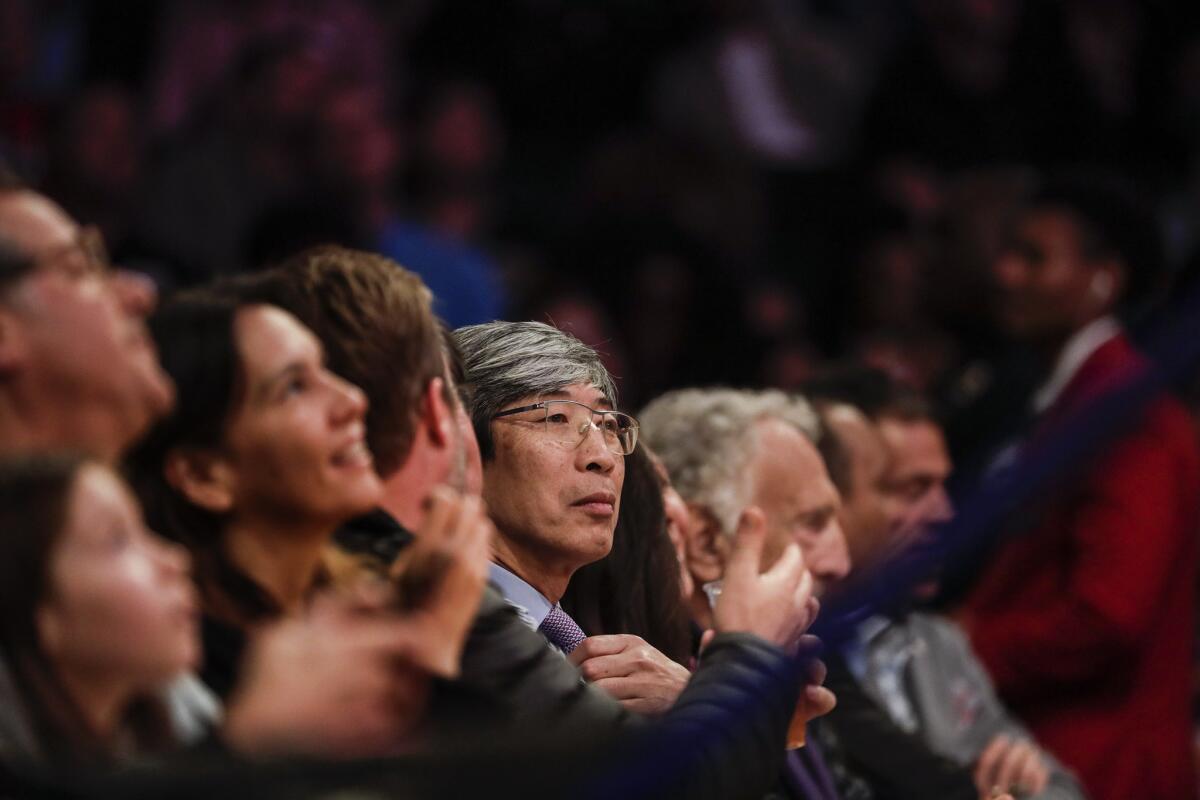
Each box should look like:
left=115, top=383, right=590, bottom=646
left=224, top=515, right=332, bottom=614
left=491, top=537, right=576, bottom=605
left=378, top=440, right=450, bottom=532
left=0, top=391, right=121, bottom=463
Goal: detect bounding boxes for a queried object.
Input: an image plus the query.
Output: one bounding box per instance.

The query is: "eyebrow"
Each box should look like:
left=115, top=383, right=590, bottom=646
left=541, top=390, right=614, bottom=410
left=256, top=361, right=308, bottom=402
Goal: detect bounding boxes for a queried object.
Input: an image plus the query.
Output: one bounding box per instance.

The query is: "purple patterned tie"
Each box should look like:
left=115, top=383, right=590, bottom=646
left=538, top=605, right=586, bottom=653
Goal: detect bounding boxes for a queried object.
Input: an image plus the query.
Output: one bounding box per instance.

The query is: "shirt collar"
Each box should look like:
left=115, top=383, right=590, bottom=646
left=1032, top=315, right=1121, bottom=413
left=487, top=562, right=555, bottom=630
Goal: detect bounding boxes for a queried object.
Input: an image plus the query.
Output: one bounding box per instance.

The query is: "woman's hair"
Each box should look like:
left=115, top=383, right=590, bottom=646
left=561, top=446, right=693, bottom=665
left=124, top=290, right=277, bottom=626
left=0, top=454, right=169, bottom=764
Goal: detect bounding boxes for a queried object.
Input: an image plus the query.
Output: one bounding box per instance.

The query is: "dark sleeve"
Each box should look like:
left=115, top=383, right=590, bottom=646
left=823, top=657, right=978, bottom=800
left=454, top=587, right=800, bottom=800
left=621, top=632, right=801, bottom=800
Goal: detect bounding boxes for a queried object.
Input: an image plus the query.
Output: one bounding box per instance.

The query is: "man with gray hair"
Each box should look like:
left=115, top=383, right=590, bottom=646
left=641, top=388, right=851, bottom=628
left=455, top=321, right=819, bottom=715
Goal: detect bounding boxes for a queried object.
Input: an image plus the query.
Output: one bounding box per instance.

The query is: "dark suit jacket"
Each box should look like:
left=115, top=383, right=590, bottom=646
left=338, top=511, right=805, bottom=800
left=964, top=333, right=1199, bottom=800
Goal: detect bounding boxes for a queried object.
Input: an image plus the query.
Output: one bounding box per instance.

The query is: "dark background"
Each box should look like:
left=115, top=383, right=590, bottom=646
left=3, top=0, right=1199, bottom=421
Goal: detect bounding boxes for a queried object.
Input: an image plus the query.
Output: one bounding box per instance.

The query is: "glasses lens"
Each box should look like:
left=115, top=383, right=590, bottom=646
left=543, top=401, right=637, bottom=455
left=79, top=226, right=110, bottom=271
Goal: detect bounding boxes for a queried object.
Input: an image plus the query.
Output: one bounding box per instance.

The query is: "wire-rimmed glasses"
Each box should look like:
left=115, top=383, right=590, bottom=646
left=493, top=399, right=639, bottom=455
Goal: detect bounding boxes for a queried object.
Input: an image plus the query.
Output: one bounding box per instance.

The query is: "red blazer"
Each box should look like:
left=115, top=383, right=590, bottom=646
left=964, top=334, right=1200, bottom=800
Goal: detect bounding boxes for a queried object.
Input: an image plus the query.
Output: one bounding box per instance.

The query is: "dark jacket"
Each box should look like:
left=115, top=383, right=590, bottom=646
left=327, top=511, right=806, bottom=798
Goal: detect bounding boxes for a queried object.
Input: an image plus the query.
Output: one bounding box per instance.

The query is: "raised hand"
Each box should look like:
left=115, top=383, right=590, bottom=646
left=569, top=634, right=691, bottom=715
left=973, top=734, right=1050, bottom=800
left=222, top=596, right=431, bottom=759
left=389, top=485, right=494, bottom=678
left=712, top=506, right=815, bottom=652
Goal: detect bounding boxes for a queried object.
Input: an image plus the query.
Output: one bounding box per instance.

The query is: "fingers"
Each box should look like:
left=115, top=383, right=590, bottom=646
left=576, top=652, right=638, bottom=681
left=994, top=739, right=1043, bottom=796
left=568, top=634, right=636, bottom=666
left=725, top=507, right=768, bottom=584
left=805, top=655, right=827, bottom=686
left=974, top=735, right=1009, bottom=796
left=419, top=485, right=458, bottom=539
left=801, top=684, right=837, bottom=718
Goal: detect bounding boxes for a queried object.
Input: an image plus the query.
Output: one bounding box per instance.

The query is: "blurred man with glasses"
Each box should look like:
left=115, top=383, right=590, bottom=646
left=0, top=170, right=173, bottom=463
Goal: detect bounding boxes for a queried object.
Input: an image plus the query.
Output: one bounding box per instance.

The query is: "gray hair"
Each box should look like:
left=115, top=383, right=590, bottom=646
left=453, top=321, right=618, bottom=459
left=640, top=388, right=820, bottom=536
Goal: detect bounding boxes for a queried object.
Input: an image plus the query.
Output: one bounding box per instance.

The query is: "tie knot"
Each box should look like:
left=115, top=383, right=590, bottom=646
left=538, top=604, right=586, bottom=653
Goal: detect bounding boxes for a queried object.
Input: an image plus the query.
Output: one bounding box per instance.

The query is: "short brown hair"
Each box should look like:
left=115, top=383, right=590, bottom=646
left=232, top=246, right=446, bottom=477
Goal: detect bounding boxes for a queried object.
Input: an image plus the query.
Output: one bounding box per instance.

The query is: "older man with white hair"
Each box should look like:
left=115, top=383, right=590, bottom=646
left=641, top=388, right=851, bottom=626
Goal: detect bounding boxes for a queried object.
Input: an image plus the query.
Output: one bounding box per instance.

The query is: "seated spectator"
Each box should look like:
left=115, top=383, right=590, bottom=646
left=0, top=454, right=209, bottom=767
left=229, top=249, right=830, bottom=797
left=124, top=290, right=488, bottom=737
left=639, top=387, right=848, bottom=798
left=640, top=388, right=849, bottom=618
left=0, top=175, right=172, bottom=463
left=811, top=395, right=1085, bottom=800
left=962, top=172, right=1198, bottom=800
left=0, top=182, right=483, bottom=768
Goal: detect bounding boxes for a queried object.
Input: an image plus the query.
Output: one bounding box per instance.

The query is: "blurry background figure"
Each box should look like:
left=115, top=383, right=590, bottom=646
left=562, top=445, right=694, bottom=668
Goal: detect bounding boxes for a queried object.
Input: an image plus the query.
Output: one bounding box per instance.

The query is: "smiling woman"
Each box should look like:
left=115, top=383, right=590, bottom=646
left=125, top=290, right=383, bottom=698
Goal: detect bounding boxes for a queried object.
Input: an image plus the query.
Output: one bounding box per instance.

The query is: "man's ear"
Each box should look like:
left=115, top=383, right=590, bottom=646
left=1089, top=260, right=1125, bottom=314
left=419, top=377, right=455, bottom=449
left=164, top=448, right=236, bottom=513
left=683, top=503, right=731, bottom=586
left=0, top=307, right=30, bottom=377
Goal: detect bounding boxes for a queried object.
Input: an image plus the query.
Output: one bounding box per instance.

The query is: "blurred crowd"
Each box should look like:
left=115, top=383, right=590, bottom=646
left=2, top=1, right=1200, bottom=799
left=3, top=1, right=1200, bottom=404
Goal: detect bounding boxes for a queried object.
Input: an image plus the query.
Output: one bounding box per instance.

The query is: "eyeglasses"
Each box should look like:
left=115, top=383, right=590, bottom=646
left=34, top=225, right=111, bottom=281
left=493, top=399, right=639, bottom=456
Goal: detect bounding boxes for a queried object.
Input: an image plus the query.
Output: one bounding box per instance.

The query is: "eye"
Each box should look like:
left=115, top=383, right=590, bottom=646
left=601, top=417, right=621, bottom=434
left=104, top=526, right=132, bottom=552
left=546, top=412, right=571, bottom=424
left=281, top=373, right=310, bottom=399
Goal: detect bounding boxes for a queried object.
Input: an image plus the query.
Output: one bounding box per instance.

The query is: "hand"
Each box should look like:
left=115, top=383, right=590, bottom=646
left=222, top=596, right=431, bottom=759
left=389, top=486, right=494, bottom=678
left=568, top=634, right=691, bottom=715
left=973, top=734, right=1050, bottom=799
left=712, top=507, right=815, bottom=652
left=795, top=636, right=837, bottom=723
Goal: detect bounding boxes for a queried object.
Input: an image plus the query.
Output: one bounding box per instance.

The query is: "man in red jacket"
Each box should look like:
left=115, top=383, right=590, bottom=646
left=962, top=174, right=1199, bottom=800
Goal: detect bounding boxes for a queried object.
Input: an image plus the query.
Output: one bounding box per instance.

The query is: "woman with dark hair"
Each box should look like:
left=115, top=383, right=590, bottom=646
left=561, top=444, right=694, bottom=667
left=0, top=454, right=206, bottom=766
left=125, top=290, right=489, bottom=707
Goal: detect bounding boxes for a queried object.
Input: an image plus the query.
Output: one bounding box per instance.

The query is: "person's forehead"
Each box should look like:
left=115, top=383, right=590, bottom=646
left=235, top=305, right=321, bottom=374
left=521, top=381, right=611, bottom=408
left=828, top=407, right=887, bottom=474
left=751, top=418, right=832, bottom=499
left=879, top=418, right=950, bottom=474
left=0, top=192, right=77, bottom=256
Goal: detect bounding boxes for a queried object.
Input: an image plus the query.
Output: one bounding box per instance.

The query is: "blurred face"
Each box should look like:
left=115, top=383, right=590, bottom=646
left=649, top=451, right=695, bottom=600
left=39, top=465, right=198, bottom=689
left=0, top=191, right=173, bottom=459
left=221, top=306, right=381, bottom=525
left=826, top=406, right=906, bottom=576
left=484, top=382, right=625, bottom=573
left=993, top=207, right=1110, bottom=345
left=877, top=416, right=954, bottom=538
left=746, top=418, right=849, bottom=596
